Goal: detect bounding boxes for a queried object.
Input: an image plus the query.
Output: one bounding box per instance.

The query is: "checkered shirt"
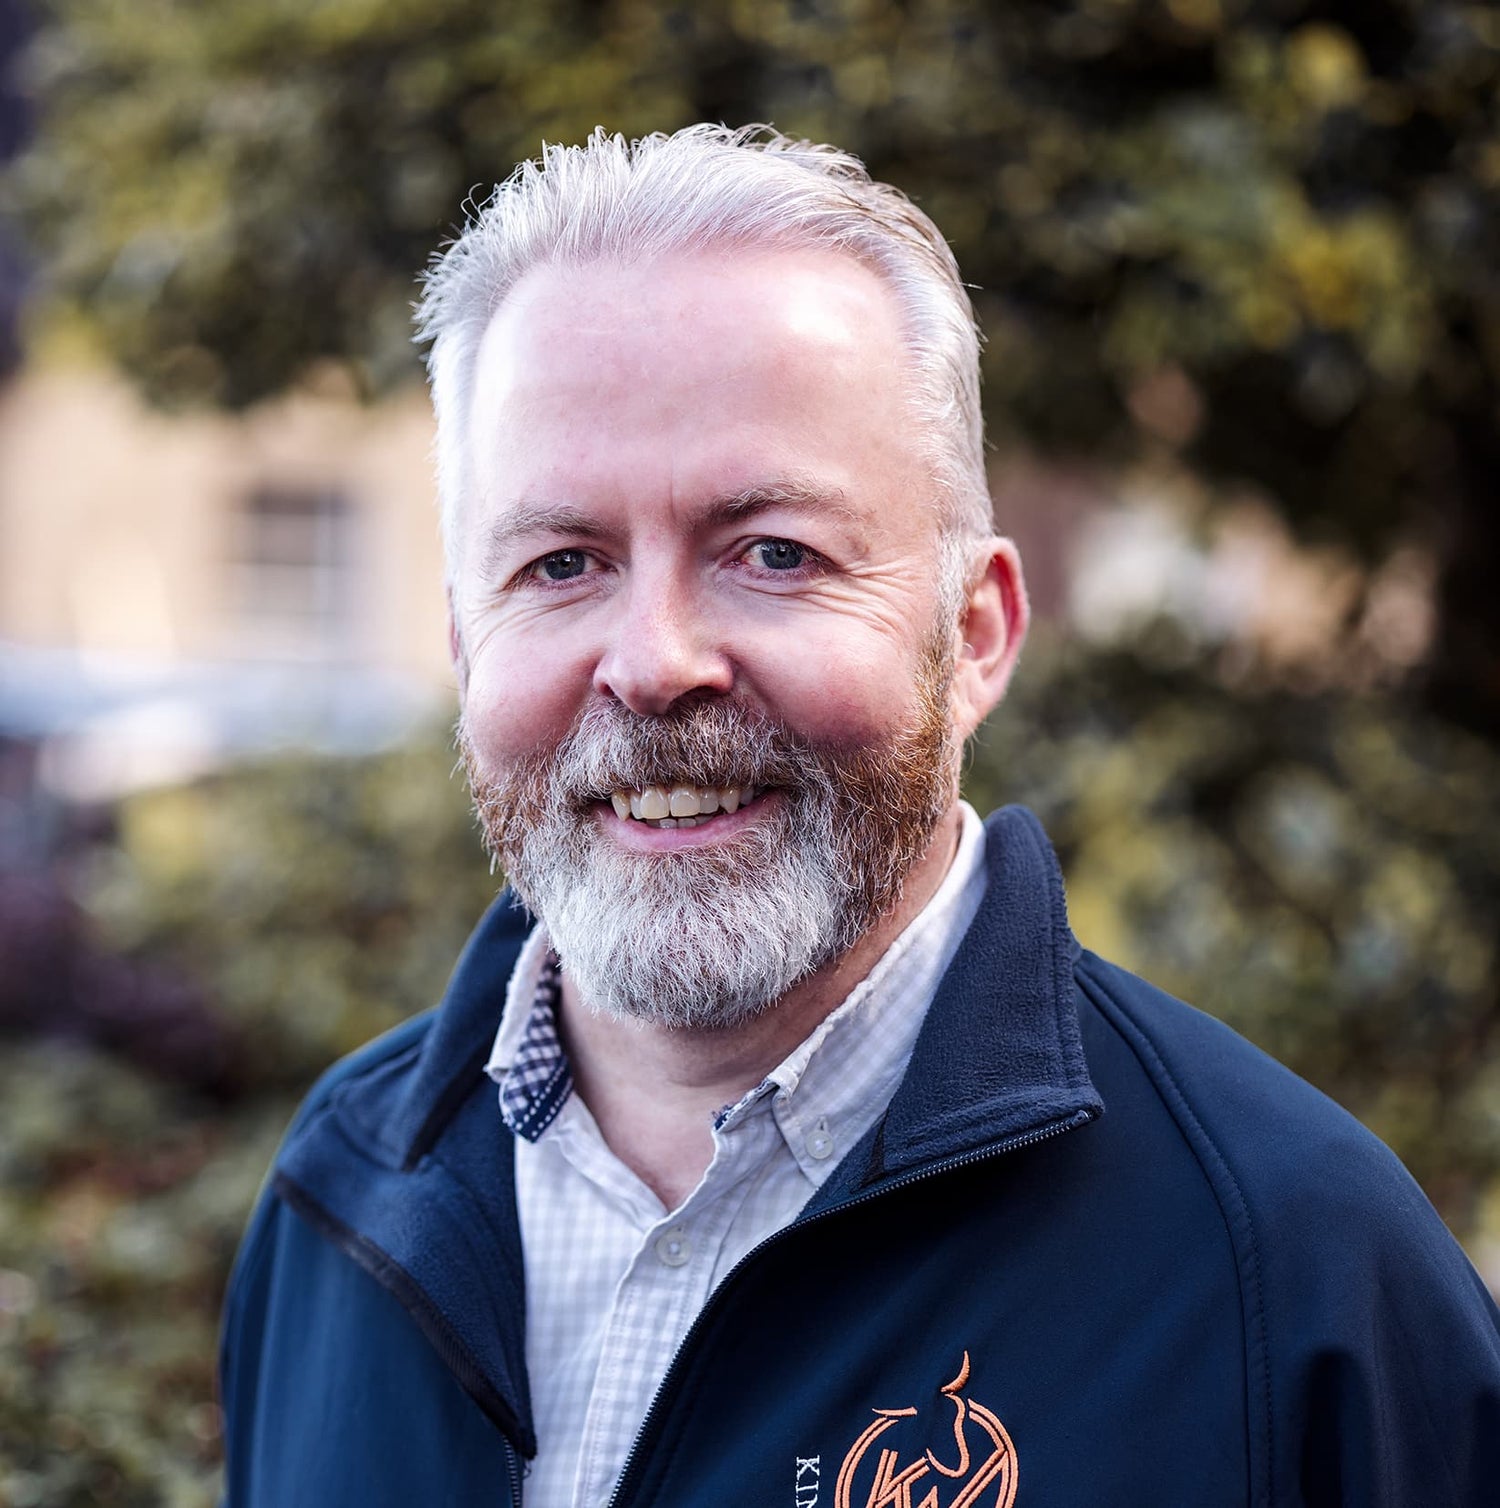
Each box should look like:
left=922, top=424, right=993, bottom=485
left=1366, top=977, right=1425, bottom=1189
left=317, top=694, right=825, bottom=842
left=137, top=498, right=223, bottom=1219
left=484, top=803, right=989, bottom=1508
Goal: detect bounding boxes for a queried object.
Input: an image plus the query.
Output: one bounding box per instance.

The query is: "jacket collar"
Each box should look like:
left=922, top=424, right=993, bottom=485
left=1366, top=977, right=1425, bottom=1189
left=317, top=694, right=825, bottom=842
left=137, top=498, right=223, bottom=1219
left=273, top=804, right=1102, bottom=1449
left=272, top=886, right=540, bottom=1451
left=882, top=804, right=1098, bottom=1167
left=801, top=804, right=1101, bottom=1211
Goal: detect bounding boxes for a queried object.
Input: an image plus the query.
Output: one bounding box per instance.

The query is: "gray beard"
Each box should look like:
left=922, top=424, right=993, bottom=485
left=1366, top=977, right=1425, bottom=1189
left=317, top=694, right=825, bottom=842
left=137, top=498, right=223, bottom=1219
left=462, top=658, right=956, bottom=1030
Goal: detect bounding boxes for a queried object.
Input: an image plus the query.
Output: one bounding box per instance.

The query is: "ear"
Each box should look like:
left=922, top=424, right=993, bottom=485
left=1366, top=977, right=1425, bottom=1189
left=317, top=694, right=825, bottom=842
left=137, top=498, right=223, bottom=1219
left=949, top=537, right=1029, bottom=741
left=446, top=589, right=469, bottom=698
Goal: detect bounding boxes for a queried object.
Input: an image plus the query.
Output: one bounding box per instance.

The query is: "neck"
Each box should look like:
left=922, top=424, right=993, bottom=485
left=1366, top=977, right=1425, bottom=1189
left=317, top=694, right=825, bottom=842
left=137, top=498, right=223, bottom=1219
left=558, top=803, right=964, bottom=1210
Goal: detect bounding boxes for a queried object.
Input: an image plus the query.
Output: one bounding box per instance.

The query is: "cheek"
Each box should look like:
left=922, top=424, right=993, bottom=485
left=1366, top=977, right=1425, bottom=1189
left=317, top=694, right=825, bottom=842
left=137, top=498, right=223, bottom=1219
left=755, top=634, right=939, bottom=749
left=460, top=651, right=588, bottom=777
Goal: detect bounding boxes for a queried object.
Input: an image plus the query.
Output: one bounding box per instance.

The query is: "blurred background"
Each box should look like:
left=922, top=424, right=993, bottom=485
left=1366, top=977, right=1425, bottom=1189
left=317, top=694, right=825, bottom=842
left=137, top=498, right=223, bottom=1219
left=1, top=0, right=1498, bottom=1502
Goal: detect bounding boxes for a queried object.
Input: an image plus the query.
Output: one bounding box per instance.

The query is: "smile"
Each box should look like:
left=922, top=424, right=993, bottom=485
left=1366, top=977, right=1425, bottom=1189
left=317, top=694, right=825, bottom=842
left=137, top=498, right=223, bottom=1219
left=608, top=783, right=761, bottom=829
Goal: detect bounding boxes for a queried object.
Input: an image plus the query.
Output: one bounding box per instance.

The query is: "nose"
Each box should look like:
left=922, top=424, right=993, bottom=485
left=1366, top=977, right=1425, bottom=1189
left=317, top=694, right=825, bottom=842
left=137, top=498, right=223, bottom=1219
left=592, top=579, right=734, bottom=716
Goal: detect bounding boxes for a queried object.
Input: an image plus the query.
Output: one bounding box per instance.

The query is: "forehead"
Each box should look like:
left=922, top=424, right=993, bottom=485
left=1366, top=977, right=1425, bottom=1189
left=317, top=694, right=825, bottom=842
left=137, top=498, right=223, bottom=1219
left=462, top=247, right=933, bottom=531
left=476, top=246, right=908, bottom=400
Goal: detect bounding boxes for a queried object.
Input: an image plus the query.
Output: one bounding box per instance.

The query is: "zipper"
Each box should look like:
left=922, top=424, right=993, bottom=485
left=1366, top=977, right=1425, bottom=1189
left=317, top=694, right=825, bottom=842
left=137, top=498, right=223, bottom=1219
left=505, top=1438, right=524, bottom=1508
left=604, top=1106, right=1096, bottom=1508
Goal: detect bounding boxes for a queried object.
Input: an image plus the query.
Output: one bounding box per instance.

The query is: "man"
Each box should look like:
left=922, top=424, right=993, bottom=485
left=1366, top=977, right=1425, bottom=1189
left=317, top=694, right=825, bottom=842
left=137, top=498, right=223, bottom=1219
left=220, top=126, right=1500, bottom=1507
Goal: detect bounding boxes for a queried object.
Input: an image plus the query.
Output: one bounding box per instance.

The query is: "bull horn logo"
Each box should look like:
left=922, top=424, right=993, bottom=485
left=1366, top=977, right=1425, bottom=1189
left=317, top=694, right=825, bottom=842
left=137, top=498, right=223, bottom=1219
left=834, top=1353, right=1017, bottom=1508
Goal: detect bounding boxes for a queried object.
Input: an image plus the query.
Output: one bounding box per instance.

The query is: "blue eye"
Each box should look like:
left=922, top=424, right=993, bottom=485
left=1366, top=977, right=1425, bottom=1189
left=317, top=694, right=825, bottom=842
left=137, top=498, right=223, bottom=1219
left=536, top=550, right=589, bottom=581
left=753, top=539, right=806, bottom=571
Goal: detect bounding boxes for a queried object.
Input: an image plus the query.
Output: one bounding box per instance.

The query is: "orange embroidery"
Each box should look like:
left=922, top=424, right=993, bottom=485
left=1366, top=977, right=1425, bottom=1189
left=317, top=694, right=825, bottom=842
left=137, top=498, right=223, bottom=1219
left=835, top=1355, right=1017, bottom=1508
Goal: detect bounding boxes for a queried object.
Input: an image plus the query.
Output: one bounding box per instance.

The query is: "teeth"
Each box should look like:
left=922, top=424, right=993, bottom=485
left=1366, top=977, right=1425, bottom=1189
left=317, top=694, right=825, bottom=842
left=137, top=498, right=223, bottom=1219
left=607, top=783, right=757, bottom=826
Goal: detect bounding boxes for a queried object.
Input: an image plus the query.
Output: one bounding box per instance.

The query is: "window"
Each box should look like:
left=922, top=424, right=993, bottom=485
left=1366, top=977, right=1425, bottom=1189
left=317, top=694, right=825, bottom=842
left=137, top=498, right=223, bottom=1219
left=229, top=484, right=355, bottom=655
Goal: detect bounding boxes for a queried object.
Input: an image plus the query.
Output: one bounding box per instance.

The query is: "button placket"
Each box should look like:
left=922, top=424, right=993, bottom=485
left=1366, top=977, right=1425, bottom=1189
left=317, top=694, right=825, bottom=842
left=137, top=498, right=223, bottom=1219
left=575, top=1241, right=705, bottom=1508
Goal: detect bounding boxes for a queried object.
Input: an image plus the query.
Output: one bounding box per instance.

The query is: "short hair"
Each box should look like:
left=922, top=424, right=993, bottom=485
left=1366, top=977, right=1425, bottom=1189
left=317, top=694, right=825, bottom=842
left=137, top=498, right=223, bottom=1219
left=415, top=123, right=992, bottom=584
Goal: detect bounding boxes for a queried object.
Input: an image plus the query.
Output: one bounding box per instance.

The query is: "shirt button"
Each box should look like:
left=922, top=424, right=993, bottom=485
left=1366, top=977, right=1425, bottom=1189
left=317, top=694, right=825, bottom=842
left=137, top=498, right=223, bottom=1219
left=655, top=1227, right=692, bottom=1267
left=806, top=1117, right=835, bottom=1161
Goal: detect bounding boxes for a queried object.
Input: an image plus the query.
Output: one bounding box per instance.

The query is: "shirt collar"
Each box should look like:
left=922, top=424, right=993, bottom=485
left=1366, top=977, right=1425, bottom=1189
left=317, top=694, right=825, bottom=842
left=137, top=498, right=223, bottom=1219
left=494, top=950, right=572, bottom=1142
left=486, top=802, right=988, bottom=1150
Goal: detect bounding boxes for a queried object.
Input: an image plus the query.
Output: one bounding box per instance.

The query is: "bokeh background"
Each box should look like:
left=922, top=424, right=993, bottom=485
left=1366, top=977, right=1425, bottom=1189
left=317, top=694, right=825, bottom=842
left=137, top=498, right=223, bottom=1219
left=2, top=1, right=1499, bottom=1503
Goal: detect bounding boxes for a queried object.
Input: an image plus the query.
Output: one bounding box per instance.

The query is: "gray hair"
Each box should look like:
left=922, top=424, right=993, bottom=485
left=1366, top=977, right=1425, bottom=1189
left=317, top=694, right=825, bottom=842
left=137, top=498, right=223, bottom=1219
left=415, top=123, right=992, bottom=588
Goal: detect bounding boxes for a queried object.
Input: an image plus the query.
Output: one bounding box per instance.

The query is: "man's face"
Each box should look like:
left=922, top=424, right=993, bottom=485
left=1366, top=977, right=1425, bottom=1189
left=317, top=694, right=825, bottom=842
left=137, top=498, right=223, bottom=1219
left=452, top=248, right=974, bottom=1025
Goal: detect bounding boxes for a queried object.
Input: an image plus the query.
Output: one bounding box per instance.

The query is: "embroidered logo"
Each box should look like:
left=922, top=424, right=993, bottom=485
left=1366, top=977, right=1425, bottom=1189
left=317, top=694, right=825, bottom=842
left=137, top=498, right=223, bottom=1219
left=795, top=1454, right=821, bottom=1507
left=834, top=1354, right=1017, bottom=1508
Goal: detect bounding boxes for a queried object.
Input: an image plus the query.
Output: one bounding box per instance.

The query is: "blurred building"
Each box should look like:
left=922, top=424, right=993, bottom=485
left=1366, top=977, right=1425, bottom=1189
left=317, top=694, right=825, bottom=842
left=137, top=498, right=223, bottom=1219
left=0, top=366, right=452, bottom=798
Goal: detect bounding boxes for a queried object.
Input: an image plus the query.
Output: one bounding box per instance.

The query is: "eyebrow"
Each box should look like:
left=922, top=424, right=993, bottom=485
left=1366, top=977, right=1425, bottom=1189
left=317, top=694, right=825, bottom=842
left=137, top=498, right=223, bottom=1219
left=473, top=502, right=607, bottom=584
left=475, top=477, right=863, bottom=579
left=709, top=478, right=861, bottom=529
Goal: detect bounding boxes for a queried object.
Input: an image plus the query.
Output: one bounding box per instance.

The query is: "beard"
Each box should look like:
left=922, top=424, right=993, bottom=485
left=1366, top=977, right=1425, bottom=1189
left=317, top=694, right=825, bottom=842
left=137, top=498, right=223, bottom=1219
left=461, top=644, right=959, bottom=1031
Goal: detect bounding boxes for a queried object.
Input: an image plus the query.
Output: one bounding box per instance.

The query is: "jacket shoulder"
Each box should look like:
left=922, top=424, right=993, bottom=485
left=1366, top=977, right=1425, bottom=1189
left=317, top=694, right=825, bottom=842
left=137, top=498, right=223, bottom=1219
left=280, top=1008, right=438, bottom=1141
left=222, top=1007, right=439, bottom=1365
left=1074, top=949, right=1427, bottom=1216
left=1075, top=948, right=1500, bottom=1501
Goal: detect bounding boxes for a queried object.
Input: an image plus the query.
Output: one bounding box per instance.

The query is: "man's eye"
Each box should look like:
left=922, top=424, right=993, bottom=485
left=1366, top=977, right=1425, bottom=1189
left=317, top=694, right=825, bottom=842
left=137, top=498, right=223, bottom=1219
left=533, top=549, right=590, bottom=582
left=751, top=539, right=807, bottom=571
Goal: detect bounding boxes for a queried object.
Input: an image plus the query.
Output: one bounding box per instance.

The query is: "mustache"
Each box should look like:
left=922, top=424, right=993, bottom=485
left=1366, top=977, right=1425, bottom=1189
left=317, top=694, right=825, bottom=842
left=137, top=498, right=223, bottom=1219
left=540, top=699, right=833, bottom=806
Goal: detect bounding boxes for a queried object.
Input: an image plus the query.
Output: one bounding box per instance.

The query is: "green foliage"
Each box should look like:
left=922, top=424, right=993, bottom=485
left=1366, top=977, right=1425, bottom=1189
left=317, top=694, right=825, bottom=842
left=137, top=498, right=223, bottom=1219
left=82, top=736, right=499, bottom=1088
left=0, top=1042, right=295, bottom=1508
left=8, top=0, right=704, bottom=404
left=7, top=1, right=1493, bottom=496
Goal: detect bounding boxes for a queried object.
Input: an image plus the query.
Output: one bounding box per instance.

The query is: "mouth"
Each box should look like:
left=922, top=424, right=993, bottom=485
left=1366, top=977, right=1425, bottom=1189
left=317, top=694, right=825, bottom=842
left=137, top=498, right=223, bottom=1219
left=606, top=782, right=762, bottom=830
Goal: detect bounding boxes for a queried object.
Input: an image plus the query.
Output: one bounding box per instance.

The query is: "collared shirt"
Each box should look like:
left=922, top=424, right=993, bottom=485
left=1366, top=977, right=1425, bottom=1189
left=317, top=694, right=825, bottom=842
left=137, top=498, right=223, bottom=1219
left=485, top=802, right=988, bottom=1508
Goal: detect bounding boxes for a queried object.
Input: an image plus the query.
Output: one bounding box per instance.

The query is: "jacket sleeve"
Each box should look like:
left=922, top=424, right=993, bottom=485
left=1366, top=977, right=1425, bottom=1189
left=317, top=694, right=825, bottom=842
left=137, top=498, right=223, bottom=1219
left=1084, top=955, right=1500, bottom=1505
left=1267, top=1132, right=1500, bottom=1506
left=218, top=1184, right=285, bottom=1507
